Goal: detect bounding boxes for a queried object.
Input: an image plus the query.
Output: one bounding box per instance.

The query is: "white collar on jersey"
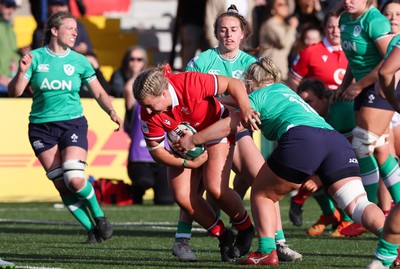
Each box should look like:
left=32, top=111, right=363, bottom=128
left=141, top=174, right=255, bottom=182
left=323, top=38, right=342, bottom=53
left=44, top=46, right=71, bottom=58
left=168, top=83, right=179, bottom=108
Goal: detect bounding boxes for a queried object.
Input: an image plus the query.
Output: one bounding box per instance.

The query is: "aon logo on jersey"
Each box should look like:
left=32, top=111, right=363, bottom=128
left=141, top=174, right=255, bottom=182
left=342, top=40, right=356, bottom=52
left=40, top=78, right=72, bottom=91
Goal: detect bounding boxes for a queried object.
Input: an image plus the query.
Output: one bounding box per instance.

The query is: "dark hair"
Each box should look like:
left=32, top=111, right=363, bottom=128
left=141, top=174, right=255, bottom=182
left=213, top=4, right=251, bottom=40
left=43, top=11, right=75, bottom=46
left=297, top=78, right=328, bottom=100
left=323, top=11, right=339, bottom=29
left=380, top=0, right=400, bottom=13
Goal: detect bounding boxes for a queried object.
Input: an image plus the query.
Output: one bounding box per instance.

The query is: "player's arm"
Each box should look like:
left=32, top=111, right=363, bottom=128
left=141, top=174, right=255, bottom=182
left=88, top=78, right=123, bottom=131
left=146, top=139, right=207, bottom=169
left=379, top=45, right=400, bottom=113
left=216, top=75, right=260, bottom=131
left=286, top=71, right=302, bottom=92
left=178, top=111, right=245, bottom=153
left=8, top=54, right=31, bottom=97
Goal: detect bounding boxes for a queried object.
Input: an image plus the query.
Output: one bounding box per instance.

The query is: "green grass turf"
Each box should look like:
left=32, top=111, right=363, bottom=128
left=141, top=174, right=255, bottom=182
left=0, top=195, right=379, bottom=268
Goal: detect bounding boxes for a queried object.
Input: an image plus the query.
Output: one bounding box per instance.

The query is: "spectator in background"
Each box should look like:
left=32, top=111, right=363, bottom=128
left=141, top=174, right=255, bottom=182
left=175, top=0, right=208, bottom=69
left=80, top=52, right=111, bottom=98
left=31, top=0, right=93, bottom=54
left=122, top=46, right=174, bottom=205
left=0, top=0, right=19, bottom=97
left=289, top=22, right=322, bottom=67
left=293, top=0, right=323, bottom=33
left=109, top=46, right=148, bottom=98
left=258, top=0, right=298, bottom=81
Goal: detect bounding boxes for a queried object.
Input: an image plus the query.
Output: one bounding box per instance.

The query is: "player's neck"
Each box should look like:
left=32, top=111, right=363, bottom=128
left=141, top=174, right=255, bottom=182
left=218, top=47, right=239, bottom=59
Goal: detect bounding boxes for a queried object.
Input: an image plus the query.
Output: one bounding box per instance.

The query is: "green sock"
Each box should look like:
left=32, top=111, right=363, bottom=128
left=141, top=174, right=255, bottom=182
left=339, top=208, right=352, bottom=222
left=313, top=193, right=335, bottom=216
left=62, top=195, right=95, bottom=230
left=359, top=155, right=379, bottom=203
left=175, top=221, right=192, bottom=240
left=76, top=180, right=104, bottom=219
left=275, top=229, right=285, bottom=243
left=380, top=155, right=400, bottom=203
left=375, top=235, right=399, bottom=267
left=258, top=237, right=276, bottom=254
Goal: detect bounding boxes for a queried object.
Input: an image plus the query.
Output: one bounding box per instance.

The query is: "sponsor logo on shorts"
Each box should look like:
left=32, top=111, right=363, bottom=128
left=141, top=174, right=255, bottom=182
left=368, top=94, right=375, bottom=104
left=32, top=140, right=44, bottom=150
left=71, top=133, right=78, bottom=143
left=349, top=158, right=358, bottom=164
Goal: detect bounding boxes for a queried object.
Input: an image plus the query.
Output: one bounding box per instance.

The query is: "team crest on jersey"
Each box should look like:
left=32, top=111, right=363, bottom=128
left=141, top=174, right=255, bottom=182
left=232, top=70, right=243, bottom=79
left=63, top=64, right=75, bottom=76
left=340, top=25, right=346, bottom=32
left=353, top=25, right=362, bottom=37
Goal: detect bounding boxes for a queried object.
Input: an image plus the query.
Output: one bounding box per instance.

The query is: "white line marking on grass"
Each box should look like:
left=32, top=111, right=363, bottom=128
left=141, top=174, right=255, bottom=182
left=0, top=219, right=206, bottom=232
left=15, top=266, right=62, bottom=269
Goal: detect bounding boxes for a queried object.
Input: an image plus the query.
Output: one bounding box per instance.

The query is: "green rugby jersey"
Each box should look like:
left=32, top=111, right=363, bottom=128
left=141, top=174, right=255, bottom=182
left=24, top=46, right=96, bottom=123
left=385, top=34, right=400, bottom=59
left=339, top=7, right=390, bottom=81
left=186, top=47, right=256, bottom=78
left=249, top=84, right=333, bottom=141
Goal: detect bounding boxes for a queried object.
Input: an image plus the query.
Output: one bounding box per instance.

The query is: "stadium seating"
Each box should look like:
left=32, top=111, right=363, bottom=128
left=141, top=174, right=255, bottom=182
left=13, top=15, right=140, bottom=81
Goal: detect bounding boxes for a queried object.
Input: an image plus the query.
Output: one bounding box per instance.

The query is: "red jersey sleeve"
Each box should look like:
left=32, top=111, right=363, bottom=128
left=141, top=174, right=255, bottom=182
left=291, top=46, right=313, bottom=79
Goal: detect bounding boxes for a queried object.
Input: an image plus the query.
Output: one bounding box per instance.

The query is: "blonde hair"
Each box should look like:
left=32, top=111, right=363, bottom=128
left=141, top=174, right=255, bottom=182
left=133, top=65, right=169, bottom=101
left=244, top=57, right=281, bottom=90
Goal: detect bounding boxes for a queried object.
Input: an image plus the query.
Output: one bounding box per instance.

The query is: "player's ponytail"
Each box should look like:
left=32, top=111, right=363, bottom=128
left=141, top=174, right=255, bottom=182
left=244, top=57, right=282, bottom=90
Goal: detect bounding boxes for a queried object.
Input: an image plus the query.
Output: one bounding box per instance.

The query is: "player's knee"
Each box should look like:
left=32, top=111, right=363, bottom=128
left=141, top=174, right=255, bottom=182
left=62, top=160, right=86, bottom=186
left=332, top=180, right=367, bottom=217
left=46, top=165, right=63, bottom=181
left=351, top=196, right=373, bottom=224
left=352, top=126, right=380, bottom=157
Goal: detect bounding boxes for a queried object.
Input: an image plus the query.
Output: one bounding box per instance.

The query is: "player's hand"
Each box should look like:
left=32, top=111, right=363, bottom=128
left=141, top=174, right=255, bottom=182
left=110, top=111, right=123, bottom=131
left=173, top=130, right=194, bottom=154
left=241, top=108, right=260, bottom=132
left=19, top=53, right=33, bottom=73
left=188, top=151, right=208, bottom=169
left=301, top=176, right=322, bottom=193
left=335, top=83, right=361, bottom=101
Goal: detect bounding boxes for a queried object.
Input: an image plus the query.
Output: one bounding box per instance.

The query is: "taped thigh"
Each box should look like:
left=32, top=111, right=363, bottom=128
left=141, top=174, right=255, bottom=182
left=351, top=126, right=379, bottom=157
left=46, top=165, right=63, bottom=181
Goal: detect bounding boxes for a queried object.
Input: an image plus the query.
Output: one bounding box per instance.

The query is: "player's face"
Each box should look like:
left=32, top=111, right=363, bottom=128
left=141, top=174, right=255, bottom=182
left=325, top=16, right=341, bottom=46
left=216, top=16, right=244, bottom=52
left=141, top=90, right=169, bottom=114
left=299, top=90, right=327, bottom=117
left=55, top=18, right=78, bottom=48
left=383, top=3, right=400, bottom=35
left=343, top=0, right=369, bottom=17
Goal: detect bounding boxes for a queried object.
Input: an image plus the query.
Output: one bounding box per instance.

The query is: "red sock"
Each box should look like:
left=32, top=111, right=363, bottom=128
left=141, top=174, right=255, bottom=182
left=232, top=212, right=252, bottom=231
left=207, top=218, right=226, bottom=237
left=292, top=188, right=311, bottom=205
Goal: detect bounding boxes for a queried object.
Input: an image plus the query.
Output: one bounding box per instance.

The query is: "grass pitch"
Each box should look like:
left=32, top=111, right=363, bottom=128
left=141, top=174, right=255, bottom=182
left=0, top=196, right=378, bottom=269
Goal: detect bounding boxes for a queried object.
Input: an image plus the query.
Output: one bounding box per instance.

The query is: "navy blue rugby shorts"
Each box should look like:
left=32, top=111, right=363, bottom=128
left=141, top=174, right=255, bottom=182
left=28, top=116, right=89, bottom=156
left=267, top=126, right=360, bottom=188
left=354, top=84, right=397, bottom=111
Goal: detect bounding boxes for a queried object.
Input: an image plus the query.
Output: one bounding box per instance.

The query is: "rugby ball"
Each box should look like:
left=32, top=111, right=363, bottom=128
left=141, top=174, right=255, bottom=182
left=167, top=123, right=205, bottom=160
